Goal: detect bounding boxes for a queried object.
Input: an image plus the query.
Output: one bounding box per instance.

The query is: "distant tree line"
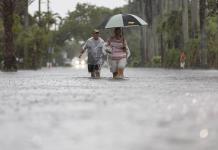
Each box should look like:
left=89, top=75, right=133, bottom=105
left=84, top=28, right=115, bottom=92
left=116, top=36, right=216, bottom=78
left=128, top=0, right=218, bottom=68
left=0, top=0, right=218, bottom=71
left=0, top=0, right=62, bottom=71
left=0, top=1, right=126, bottom=71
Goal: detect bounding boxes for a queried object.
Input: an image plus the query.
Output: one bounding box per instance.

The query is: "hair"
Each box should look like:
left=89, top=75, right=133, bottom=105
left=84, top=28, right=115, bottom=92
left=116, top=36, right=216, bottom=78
left=114, top=27, right=121, bottom=32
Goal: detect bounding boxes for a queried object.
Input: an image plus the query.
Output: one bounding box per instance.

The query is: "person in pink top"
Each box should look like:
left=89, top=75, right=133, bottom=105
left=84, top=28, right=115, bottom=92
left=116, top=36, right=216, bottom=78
left=180, top=50, right=187, bottom=69
left=106, top=27, right=131, bottom=79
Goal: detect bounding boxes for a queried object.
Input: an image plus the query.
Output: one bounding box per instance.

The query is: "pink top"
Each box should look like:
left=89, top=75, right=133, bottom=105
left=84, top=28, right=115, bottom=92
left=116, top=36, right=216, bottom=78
left=108, top=37, right=127, bottom=60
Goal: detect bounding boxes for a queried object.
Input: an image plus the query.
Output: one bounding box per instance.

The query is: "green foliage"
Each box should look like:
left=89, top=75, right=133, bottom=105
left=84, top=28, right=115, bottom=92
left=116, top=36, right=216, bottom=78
left=15, top=25, right=52, bottom=69
left=125, top=29, right=141, bottom=67
left=13, top=15, right=23, bottom=35
left=152, top=56, right=161, bottom=67
left=40, top=12, right=59, bottom=30
left=158, top=11, right=182, bottom=36
left=207, top=16, right=218, bottom=35
left=1, top=1, right=218, bottom=69
left=56, top=3, right=128, bottom=44
left=57, top=3, right=112, bottom=42
left=157, top=10, right=183, bottom=49
left=207, top=0, right=218, bottom=16
left=0, top=19, right=3, bottom=63
left=186, top=39, right=200, bottom=67
left=0, top=47, right=2, bottom=64
left=207, top=16, right=218, bottom=68
left=163, top=48, right=180, bottom=68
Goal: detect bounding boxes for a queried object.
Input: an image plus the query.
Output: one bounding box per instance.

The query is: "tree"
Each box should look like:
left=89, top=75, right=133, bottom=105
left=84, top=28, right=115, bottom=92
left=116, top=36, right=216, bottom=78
left=139, top=0, right=146, bottom=66
left=182, top=0, right=189, bottom=47
left=206, top=0, right=218, bottom=67
left=199, top=0, right=207, bottom=67
left=0, top=0, right=17, bottom=71
left=191, top=0, right=200, bottom=38
left=24, top=0, right=35, bottom=28
left=56, top=3, right=112, bottom=43
left=20, top=0, right=36, bottom=69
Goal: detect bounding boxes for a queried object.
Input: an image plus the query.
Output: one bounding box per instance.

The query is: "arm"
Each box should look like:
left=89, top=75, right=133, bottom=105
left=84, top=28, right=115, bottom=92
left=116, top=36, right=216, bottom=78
left=79, top=49, right=86, bottom=58
left=79, top=41, right=88, bottom=58
left=102, top=42, right=108, bottom=55
left=124, top=39, right=131, bottom=58
left=126, top=46, right=131, bottom=58
left=103, top=38, right=112, bottom=55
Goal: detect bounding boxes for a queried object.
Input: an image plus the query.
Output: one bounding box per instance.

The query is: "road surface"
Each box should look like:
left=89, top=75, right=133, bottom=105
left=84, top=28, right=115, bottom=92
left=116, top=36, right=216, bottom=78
left=0, top=67, right=218, bottom=150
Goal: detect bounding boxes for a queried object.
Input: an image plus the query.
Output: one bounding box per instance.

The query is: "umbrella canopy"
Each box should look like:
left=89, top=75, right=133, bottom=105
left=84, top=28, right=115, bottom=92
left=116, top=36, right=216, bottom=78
left=100, top=13, right=147, bottom=29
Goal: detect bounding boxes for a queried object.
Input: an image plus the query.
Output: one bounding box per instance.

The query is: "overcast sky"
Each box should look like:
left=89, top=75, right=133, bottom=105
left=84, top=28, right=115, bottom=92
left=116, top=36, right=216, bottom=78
left=29, top=0, right=128, bottom=17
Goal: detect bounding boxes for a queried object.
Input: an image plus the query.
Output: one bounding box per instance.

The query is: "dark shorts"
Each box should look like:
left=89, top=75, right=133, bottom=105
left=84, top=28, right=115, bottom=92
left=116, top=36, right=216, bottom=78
left=88, top=64, right=100, bottom=72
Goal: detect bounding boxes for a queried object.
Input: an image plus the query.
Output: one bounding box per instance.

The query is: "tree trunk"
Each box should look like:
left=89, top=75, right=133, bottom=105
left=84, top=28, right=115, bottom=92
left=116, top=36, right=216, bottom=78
left=182, top=0, right=189, bottom=48
left=151, top=0, right=159, bottom=56
left=23, top=0, right=29, bottom=69
left=139, top=0, right=146, bottom=66
left=199, top=0, right=207, bottom=67
left=24, top=0, right=29, bottom=28
left=1, top=0, right=17, bottom=71
left=191, top=0, right=200, bottom=38
left=145, top=0, right=153, bottom=62
left=160, top=33, right=165, bottom=66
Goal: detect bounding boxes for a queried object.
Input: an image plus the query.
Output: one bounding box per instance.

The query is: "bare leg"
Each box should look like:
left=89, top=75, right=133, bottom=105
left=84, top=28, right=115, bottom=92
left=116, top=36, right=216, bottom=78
left=113, top=72, right=118, bottom=79
left=95, top=71, right=100, bottom=78
left=117, top=68, right=124, bottom=78
left=119, top=69, right=124, bottom=78
left=91, top=72, right=95, bottom=78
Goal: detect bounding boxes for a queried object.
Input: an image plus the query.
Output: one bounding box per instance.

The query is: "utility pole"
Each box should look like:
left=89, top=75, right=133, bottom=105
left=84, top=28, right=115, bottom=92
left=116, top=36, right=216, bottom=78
left=38, top=0, right=41, bottom=23
left=47, top=0, right=53, bottom=67
left=47, top=0, right=50, bottom=12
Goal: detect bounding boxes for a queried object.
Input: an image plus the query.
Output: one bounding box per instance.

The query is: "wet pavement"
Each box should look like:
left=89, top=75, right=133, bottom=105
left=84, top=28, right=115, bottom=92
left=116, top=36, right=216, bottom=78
left=0, top=67, right=218, bottom=150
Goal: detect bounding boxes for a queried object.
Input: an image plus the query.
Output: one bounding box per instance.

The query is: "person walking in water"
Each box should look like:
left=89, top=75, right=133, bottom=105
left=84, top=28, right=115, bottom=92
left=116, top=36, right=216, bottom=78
left=106, top=27, right=130, bottom=79
left=180, top=50, right=187, bottom=69
left=79, top=29, right=105, bottom=78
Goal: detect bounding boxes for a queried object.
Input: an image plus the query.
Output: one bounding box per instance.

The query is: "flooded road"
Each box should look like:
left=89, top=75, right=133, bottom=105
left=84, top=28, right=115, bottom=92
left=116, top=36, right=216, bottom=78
left=0, top=67, right=218, bottom=150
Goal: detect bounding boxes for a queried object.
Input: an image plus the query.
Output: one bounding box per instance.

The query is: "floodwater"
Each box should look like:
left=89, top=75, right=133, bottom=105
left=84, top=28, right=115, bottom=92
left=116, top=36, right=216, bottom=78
left=0, top=67, right=218, bottom=150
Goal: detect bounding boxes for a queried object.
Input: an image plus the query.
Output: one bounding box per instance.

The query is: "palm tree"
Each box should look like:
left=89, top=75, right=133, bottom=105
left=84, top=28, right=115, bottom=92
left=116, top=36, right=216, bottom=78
left=54, top=15, right=62, bottom=31
left=24, top=0, right=36, bottom=28
left=35, top=11, right=59, bottom=31
left=23, top=0, right=36, bottom=69
left=0, top=0, right=17, bottom=71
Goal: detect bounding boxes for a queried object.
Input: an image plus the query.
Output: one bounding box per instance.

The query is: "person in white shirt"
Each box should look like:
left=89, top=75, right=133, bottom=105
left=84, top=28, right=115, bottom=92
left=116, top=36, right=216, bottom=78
left=79, top=29, right=105, bottom=78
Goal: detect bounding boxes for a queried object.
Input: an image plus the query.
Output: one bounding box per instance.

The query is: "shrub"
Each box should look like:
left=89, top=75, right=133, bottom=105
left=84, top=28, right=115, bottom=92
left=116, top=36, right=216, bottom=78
left=152, top=55, right=161, bottom=67
left=164, top=48, right=180, bottom=68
